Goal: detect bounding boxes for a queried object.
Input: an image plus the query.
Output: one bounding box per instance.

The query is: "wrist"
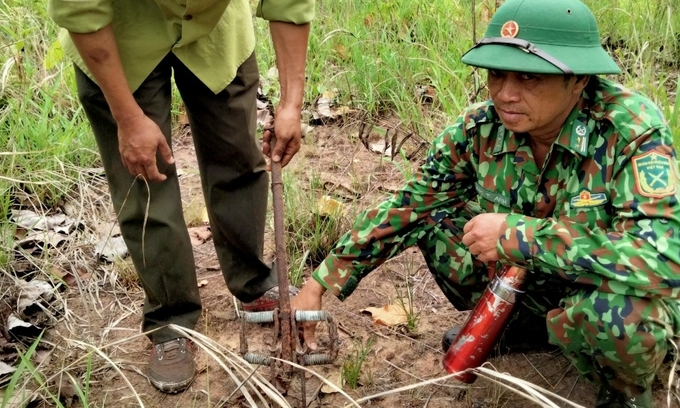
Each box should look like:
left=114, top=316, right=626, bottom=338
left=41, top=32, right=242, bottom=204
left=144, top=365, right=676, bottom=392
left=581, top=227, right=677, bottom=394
left=113, top=106, right=145, bottom=127
left=276, top=99, right=303, bottom=113
left=307, top=278, right=327, bottom=296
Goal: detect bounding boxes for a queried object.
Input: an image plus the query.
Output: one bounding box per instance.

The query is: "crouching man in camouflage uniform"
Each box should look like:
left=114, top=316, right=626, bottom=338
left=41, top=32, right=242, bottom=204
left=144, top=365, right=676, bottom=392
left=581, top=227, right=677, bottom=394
left=292, top=0, right=680, bottom=406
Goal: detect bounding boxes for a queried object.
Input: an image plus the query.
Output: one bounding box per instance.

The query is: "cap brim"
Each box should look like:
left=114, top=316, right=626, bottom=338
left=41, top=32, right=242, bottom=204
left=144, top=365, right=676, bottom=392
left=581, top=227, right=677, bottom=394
left=462, top=43, right=621, bottom=75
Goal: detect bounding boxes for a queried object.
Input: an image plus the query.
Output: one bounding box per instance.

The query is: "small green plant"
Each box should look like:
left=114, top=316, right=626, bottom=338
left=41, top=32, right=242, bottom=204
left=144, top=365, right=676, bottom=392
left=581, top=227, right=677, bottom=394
left=341, top=336, right=374, bottom=389
left=0, top=331, right=64, bottom=408
left=393, top=263, right=420, bottom=334
left=392, top=148, right=415, bottom=182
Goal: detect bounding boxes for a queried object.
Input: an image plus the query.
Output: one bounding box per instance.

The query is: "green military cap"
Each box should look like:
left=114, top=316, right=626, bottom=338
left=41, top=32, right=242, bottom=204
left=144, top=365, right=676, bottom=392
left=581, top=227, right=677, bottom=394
left=462, top=0, right=621, bottom=75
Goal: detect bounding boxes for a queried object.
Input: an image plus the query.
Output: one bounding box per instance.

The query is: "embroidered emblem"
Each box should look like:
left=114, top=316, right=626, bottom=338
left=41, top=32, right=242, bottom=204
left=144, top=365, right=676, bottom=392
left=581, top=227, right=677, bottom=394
left=575, top=124, right=587, bottom=137
left=632, top=152, right=677, bottom=198
left=570, top=121, right=589, bottom=155
left=500, top=21, right=519, bottom=38
left=570, top=189, right=608, bottom=208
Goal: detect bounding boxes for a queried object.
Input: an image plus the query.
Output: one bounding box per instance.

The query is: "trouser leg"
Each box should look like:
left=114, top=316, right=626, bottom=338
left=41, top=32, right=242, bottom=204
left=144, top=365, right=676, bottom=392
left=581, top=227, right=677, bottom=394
left=547, top=290, right=677, bottom=398
left=416, top=207, right=489, bottom=311
left=75, top=59, right=201, bottom=344
left=172, top=53, right=276, bottom=302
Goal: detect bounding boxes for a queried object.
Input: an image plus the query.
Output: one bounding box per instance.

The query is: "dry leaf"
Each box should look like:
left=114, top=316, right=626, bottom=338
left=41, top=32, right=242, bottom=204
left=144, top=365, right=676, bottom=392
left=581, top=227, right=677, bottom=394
left=7, top=313, right=42, bottom=340
left=49, top=265, right=91, bottom=287
left=301, top=123, right=315, bottom=136
left=361, top=304, right=411, bottom=326
left=370, top=142, right=393, bottom=157
left=189, top=226, right=211, bottom=246
left=320, top=371, right=342, bottom=394
left=14, top=230, right=67, bottom=251
left=0, top=361, right=16, bottom=387
left=17, top=279, right=54, bottom=316
left=95, top=235, right=127, bottom=262
left=12, top=209, right=79, bottom=235
left=257, top=107, right=273, bottom=128
left=316, top=196, right=345, bottom=216
left=1, top=388, right=37, bottom=408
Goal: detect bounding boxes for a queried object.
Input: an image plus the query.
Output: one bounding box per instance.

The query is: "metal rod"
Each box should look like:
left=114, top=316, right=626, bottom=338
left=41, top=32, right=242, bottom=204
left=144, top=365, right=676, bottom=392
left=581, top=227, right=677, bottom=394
left=270, top=160, right=294, bottom=369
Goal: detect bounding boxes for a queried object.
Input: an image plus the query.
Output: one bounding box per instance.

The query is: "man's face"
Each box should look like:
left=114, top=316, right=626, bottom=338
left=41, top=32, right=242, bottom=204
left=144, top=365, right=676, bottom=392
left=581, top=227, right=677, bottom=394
left=487, top=70, right=586, bottom=139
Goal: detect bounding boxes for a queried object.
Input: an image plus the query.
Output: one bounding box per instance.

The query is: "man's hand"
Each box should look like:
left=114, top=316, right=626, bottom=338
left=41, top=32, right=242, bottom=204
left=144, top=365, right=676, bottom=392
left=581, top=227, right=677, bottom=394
left=290, top=278, right=326, bottom=351
left=262, top=104, right=302, bottom=168
left=117, top=112, right=174, bottom=182
left=265, top=21, right=309, bottom=168
left=70, top=25, right=173, bottom=181
left=462, top=213, right=508, bottom=262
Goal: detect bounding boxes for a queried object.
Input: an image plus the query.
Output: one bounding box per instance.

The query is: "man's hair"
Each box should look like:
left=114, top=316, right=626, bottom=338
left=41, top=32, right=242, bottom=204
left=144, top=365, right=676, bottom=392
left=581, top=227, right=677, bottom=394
left=562, top=74, right=591, bottom=88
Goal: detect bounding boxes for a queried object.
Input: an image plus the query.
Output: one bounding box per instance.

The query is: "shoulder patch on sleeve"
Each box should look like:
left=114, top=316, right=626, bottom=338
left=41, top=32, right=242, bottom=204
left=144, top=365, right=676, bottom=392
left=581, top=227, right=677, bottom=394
left=632, top=152, right=677, bottom=198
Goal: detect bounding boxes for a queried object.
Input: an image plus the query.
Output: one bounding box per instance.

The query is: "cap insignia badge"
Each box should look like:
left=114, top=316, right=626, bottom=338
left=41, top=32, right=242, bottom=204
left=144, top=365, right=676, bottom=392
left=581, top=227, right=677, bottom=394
left=500, top=21, right=519, bottom=38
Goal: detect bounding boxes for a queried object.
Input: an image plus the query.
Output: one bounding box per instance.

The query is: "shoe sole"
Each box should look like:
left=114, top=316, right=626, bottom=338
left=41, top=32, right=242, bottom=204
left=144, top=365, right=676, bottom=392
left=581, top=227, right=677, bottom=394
left=150, top=375, right=194, bottom=394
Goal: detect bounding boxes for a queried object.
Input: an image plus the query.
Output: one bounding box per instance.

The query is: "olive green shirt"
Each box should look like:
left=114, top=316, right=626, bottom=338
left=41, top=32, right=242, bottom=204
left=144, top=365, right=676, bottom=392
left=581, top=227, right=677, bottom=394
left=47, top=0, right=315, bottom=93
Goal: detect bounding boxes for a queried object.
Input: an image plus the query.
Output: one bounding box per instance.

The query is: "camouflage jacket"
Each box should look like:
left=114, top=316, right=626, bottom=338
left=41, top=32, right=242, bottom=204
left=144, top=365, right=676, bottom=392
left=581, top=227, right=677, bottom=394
left=313, top=77, right=680, bottom=300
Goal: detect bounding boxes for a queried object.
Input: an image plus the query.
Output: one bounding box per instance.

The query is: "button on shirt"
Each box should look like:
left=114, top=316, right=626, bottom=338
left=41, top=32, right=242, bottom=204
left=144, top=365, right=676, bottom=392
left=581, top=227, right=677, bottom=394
left=47, top=0, right=315, bottom=93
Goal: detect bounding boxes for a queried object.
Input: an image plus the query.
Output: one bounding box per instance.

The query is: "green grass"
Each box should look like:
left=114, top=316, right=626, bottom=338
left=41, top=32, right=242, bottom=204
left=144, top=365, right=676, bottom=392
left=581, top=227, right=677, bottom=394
left=341, top=335, right=374, bottom=389
left=1, top=0, right=99, bottom=268
left=1, top=1, right=97, bottom=167
left=281, top=170, right=352, bottom=287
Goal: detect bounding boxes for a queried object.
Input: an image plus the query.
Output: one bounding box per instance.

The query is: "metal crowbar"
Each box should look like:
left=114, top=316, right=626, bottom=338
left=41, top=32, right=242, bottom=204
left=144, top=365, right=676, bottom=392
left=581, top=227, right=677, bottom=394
left=239, top=141, right=339, bottom=407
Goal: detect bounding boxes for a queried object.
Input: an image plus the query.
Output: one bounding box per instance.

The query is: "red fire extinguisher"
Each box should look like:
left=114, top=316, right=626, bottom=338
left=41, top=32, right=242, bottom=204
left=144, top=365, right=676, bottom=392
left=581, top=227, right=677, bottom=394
left=442, top=265, right=529, bottom=383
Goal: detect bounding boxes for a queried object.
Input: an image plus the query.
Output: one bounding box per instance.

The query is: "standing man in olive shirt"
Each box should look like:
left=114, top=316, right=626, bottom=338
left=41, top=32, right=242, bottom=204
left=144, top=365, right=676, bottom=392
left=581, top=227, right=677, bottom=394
left=48, top=0, right=314, bottom=393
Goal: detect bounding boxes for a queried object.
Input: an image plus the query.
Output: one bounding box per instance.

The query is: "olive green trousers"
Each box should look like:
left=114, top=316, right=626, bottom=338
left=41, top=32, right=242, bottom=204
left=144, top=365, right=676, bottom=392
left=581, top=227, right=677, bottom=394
left=75, top=53, right=277, bottom=343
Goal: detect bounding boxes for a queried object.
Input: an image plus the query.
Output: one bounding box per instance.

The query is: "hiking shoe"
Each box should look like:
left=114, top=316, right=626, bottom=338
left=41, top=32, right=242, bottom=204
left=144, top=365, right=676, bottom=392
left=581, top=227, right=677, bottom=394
left=148, top=338, right=195, bottom=393
left=596, top=383, right=653, bottom=408
left=596, top=384, right=653, bottom=407
left=240, top=285, right=300, bottom=312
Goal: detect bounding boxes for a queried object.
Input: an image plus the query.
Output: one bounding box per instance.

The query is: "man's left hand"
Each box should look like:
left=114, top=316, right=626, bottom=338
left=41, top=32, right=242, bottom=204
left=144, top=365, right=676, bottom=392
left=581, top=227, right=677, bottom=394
left=262, top=105, right=302, bottom=168
left=462, top=213, right=507, bottom=263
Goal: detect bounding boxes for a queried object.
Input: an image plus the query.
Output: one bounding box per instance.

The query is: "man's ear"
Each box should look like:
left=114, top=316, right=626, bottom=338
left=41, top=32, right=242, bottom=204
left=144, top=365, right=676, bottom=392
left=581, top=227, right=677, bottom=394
left=573, top=75, right=591, bottom=95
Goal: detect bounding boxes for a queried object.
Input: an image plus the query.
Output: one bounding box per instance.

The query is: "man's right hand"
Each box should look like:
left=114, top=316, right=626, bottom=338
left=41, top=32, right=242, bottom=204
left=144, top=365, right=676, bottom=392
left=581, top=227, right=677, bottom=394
left=117, top=112, right=174, bottom=182
left=290, top=278, right=326, bottom=351
left=70, top=25, right=173, bottom=182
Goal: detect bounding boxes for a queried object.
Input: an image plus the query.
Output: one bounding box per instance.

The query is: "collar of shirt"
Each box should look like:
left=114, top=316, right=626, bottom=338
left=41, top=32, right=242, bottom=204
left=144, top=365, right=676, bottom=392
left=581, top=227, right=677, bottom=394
left=490, top=100, right=594, bottom=160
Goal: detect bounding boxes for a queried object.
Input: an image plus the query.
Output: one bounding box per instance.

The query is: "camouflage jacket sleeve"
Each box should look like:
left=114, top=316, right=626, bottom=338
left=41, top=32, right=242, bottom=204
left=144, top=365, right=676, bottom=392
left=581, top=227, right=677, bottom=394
left=312, top=115, right=477, bottom=299
left=498, top=89, right=680, bottom=298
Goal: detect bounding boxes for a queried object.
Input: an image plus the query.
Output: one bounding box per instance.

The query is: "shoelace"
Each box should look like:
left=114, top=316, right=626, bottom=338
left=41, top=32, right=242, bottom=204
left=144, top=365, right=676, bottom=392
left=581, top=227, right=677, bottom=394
left=155, top=339, right=186, bottom=361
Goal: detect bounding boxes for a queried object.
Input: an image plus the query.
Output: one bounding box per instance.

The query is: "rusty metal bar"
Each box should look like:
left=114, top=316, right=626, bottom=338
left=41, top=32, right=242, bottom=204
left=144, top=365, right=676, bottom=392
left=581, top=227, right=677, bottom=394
left=270, top=160, right=294, bottom=370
